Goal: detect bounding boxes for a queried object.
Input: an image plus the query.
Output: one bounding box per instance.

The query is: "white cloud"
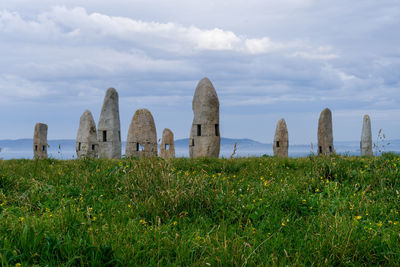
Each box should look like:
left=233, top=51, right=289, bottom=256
left=186, top=27, right=240, bottom=50
left=0, top=75, right=50, bottom=100
left=245, top=37, right=293, bottom=54
left=290, top=46, right=338, bottom=60
left=0, top=6, right=337, bottom=57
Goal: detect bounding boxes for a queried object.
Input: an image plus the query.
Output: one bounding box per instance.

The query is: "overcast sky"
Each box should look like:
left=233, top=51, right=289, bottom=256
left=0, top=0, right=399, bottom=144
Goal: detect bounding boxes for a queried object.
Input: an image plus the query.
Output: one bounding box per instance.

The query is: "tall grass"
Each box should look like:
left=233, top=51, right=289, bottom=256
left=0, top=154, right=399, bottom=266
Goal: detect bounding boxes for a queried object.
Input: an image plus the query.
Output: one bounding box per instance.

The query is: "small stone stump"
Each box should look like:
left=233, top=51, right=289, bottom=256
left=318, top=108, right=334, bottom=155
left=33, top=123, right=48, bottom=159
left=76, top=110, right=99, bottom=158
left=360, top=115, right=373, bottom=156
left=273, top=118, right=288, bottom=157
left=159, top=128, right=175, bottom=159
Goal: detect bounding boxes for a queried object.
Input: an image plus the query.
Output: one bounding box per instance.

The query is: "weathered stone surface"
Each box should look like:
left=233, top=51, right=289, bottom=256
left=318, top=108, right=334, bottom=155
left=76, top=110, right=99, bottom=159
left=33, top=123, right=48, bottom=159
left=273, top=118, right=288, bottom=157
left=126, top=108, right=157, bottom=158
left=159, top=128, right=175, bottom=159
left=189, top=77, right=220, bottom=158
left=360, top=114, right=373, bottom=156
left=97, top=88, right=121, bottom=159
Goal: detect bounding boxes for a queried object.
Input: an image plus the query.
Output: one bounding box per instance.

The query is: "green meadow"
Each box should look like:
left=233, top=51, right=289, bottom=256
left=0, top=155, right=399, bottom=266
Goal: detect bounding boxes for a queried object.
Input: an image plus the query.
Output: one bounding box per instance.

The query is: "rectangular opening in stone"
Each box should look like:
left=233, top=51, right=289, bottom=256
left=215, top=124, right=220, bottom=136
left=119, top=131, right=121, bottom=142
left=78, top=142, right=81, bottom=151
left=165, top=144, right=170, bottom=150
left=103, top=131, right=107, bottom=142
left=197, top=125, right=201, bottom=136
left=319, top=146, right=322, bottom=154
left=136, top=143, right=140, bottom=151
left=35, top=145, right=38, bottom=151
left=42, top=145, right=46, bottom=151
left=92, top=144, right=95, bottom=151
left=139, top=143, right=144, bottom=151
left=192, top=139, right=194, bottom=146
left=329, top=146, right=332, bottom=153
left=276, top=141, right=280, bottom=148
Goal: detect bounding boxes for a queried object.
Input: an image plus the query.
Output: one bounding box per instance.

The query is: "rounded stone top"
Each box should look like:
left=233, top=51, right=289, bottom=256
left=193, top=78, right=219, bottom=108
left=82, top=109, right=93, bottom=117
left=105, top=88, right=118, bottom=99
left=192, top=77, right=219, bottom=123
left=162, top=128, right=174, bottom=137
left=35, top=122, right=48, bottom=130
left=277, top=118, right=287, bottom=129
left=133, top=108, right=154, bottom=120
left=162, top=128, right=174, bottom=144
left=363, top=114, right=370, bottom=121
left=320, top=108, right=332, bottom=117
left=127, top=108, right=157, bottom=143
left=319, top=108, right=332, bottom=124
left=274, top=118, right=288, bottom=141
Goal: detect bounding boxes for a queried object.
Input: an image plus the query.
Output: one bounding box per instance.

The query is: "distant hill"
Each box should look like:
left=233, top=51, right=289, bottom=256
left=175, top=137, right=266, bottom=147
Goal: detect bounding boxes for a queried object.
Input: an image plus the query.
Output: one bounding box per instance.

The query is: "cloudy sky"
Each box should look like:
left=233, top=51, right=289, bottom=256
left=0, top=0, right=399, bottom=144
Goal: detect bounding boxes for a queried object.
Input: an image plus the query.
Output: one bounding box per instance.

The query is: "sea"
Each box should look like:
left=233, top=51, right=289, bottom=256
left=0, top=138, right=398, bottom=160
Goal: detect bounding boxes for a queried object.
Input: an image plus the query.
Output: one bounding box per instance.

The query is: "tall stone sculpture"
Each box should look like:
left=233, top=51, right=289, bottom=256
left=33, top=123, right=48, bottom=159
left=126, top=108, right=157, bottom=158
left=273, top=118, right=288, bottom=157
left=97, top=88, right=121, bottom=159
left=189, top=77, right=220, bottom=158
left=318, top=108, right=334, bottom=155
left=360, top=114, right=373, bottom=156
left=159, top=128, right=175, bottom=159
left=76, top=110, right=99, bottom=159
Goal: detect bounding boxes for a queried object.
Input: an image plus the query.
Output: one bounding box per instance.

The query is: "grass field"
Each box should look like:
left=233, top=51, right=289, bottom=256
left=0, top=154, right=399, bottom=266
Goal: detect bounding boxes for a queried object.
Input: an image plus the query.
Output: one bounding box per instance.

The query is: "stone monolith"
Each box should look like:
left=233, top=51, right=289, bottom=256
left=159, top=128, right=175, bottom=159
left=273, top=118, right=288, bottom=157
left=318, top=108, right=334, bottom=155
left=126, top=108, right=157, bottom=158
left=76, top=110, right=99, bottom=159
left=360, top=115, right=373, bottom=156
left=33, top=123, right=48, bottom=159
left=189, top=77, right=220, bottom=158
left=97, top=88, right=121, bottom=159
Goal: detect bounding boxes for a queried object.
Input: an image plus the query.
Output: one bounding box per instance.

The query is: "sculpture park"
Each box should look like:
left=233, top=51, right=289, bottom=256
left=0, top=2, right=399, bottom=266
